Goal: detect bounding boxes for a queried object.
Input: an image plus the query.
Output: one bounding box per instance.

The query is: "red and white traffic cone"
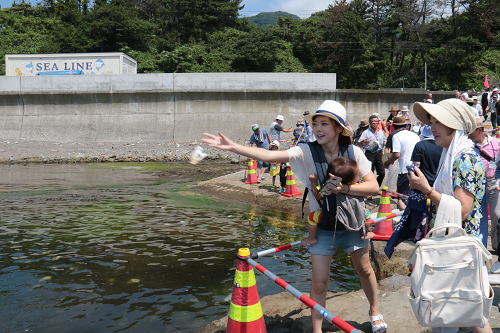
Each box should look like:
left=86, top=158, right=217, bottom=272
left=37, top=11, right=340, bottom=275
left=245, top=158, right=258, bottom=184
left=372, top=186, right=394, bottom=240
left=226, top=248, right=267, bottom=333
left=281, top=165, right=302, bottom=197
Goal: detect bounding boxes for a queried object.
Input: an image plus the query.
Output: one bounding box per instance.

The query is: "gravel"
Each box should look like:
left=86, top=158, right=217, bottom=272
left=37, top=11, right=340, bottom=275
left=0, top=138, right=296, bottom=164
left=0, top=139, right=251, bottom=164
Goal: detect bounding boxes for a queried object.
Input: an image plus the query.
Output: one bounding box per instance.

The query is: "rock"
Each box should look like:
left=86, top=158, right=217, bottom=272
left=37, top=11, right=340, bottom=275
left=230, top=158, right=240, bottom=164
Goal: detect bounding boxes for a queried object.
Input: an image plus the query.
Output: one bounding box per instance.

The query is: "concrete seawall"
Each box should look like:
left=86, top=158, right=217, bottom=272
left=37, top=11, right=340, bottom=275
left=0, top=73, right=448, bottom=143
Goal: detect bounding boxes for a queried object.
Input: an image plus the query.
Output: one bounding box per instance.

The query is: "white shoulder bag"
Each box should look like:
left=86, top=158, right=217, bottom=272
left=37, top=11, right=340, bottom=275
left=407, top=194, right=493, bottom=328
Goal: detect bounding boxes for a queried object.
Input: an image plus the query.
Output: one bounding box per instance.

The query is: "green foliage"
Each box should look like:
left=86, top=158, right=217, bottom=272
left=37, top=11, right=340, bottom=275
left=1, top=0, right=500, bottom=89
left=247, top=11, right=300, bottom=27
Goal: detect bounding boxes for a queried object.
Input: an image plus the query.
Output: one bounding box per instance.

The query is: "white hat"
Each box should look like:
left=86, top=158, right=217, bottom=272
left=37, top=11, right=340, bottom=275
left=276, top=115, right=284, bottom=121
left=413, top=99, right=476, bottom=134
left=372, top=112, right=381, bottom=119
left=303, top=100, right=352, bottom=136
left=494, top=88, right=499, bottom=92
left=270, top=140, right=280, bottom=148
left=472, top=95, right=478, bottom=100
left=420, top=125, right=433, bottom=138
left=401, top=106, right=409, bottom=112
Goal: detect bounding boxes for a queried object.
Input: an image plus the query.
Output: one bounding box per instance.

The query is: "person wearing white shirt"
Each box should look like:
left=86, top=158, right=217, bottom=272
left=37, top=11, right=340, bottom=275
left=383, top=116, right=420, bottom=210
left=359, top=115, right=387, bottom=187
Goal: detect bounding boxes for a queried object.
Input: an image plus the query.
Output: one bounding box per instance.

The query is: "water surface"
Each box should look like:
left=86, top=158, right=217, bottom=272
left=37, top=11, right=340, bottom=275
left=0, top=164, right=360, bottom=332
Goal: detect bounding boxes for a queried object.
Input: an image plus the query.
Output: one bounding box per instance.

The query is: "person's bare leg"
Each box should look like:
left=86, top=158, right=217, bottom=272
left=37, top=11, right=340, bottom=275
left=257, top=167, right=264, bottom=179
left=310, top=253, right=333, bottom=333
left=350, top=246, right=384, bottom=329
left=471, top=323, right=493, bottom=333
left=397, top=198, right=406, bottom=211
left=302, top=224, right=318, bottom=244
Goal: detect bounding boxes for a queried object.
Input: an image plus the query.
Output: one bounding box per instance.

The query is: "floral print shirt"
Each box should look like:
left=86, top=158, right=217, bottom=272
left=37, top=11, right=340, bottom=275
left=430, top=148, right=486, bottom=239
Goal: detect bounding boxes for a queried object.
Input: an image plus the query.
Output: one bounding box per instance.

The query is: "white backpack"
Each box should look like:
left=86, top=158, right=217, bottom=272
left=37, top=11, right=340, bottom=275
left=407, top=195, right=494, bottom=328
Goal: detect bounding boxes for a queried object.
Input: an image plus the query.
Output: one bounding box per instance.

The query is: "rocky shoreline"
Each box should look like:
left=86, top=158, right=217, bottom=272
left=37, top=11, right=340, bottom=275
left=0, top=139, right=257, bottom=164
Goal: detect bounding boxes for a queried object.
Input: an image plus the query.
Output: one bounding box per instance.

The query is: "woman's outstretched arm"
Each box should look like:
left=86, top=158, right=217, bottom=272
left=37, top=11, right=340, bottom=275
left=202, top=132, right=290, bottom=163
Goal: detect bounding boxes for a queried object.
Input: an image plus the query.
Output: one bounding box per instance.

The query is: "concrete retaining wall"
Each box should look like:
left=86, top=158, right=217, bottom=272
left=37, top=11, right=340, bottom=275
left=0, top=73, right=450, bottom=143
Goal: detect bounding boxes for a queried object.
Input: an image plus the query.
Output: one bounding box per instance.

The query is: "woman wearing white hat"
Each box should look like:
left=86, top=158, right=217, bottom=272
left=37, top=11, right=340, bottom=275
left=409, top=99, right=491, bottom=333
left=202, top=100, right=386, bottom=333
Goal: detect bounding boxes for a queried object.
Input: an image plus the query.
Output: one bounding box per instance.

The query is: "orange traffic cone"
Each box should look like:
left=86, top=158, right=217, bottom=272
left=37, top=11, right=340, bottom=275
left=281, top=165, right=302, bottom=197
left=245, top=158, right=258, bottom=184
left=226, top=248, right=267, bottom=333
left=372, top=186, right=393, bottom=240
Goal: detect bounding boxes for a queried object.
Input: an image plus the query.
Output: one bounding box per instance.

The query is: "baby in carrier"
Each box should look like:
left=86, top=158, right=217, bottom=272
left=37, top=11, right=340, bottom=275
left=302, top=157, right=374, bottom=244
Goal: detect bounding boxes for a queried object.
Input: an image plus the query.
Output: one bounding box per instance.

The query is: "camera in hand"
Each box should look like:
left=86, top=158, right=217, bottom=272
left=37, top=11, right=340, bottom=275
left=318, top=176, right=343, bottom=196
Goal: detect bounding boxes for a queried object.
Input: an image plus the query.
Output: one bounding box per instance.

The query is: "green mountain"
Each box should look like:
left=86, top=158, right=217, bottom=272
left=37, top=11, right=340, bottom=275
left=247, top=11, right=301, bottom=27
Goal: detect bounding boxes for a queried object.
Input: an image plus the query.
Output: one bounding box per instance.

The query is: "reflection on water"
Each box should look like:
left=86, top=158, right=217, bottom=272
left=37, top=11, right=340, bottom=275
left=0, top=164, right=360, bottom=332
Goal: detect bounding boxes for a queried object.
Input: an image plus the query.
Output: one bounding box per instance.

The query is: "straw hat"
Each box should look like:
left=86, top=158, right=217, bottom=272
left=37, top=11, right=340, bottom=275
left=401, top=106, right=410, bottom=112
left=297, top=119, right=304, bottom=125
left=475, top=118, right=491, bottom=129
left=392, top=115, right=409, bottom=126
left=413, top=99, right=476, bottom=134
left=359, top=118, right=369, bottom=128
left=304, top=100, right=352, bottom=136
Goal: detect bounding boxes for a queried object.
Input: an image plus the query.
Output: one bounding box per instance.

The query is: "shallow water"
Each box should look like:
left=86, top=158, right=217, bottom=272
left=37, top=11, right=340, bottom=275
left=0, top=164, right=360, bottom=333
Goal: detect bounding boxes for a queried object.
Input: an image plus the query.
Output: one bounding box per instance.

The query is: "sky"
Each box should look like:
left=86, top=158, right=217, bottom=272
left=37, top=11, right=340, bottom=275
left=0, top=0, right=331, bottom=19
left=240, top=0, right=332, bottom=18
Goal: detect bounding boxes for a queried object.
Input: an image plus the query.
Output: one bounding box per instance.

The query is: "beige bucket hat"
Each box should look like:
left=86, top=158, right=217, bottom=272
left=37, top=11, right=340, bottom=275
left=413, top=99, right=476, bottom=134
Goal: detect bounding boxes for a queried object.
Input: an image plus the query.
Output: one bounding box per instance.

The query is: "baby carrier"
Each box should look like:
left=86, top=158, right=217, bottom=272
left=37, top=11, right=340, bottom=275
left=302, top=142, right=364, bottom=231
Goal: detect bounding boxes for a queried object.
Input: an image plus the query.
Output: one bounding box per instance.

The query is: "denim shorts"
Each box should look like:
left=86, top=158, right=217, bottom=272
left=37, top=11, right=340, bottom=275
left=257, top=161, right=269, bottom=168
left=309, top=228, right=370, bottom=256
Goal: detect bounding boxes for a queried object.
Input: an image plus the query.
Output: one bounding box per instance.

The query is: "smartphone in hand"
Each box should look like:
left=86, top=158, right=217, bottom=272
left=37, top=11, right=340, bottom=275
left=318, top=176, right=343, bottom=195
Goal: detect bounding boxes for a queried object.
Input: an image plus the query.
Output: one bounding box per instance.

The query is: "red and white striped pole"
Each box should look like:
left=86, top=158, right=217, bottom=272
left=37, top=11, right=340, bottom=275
left=368, top=210, right=404, bottom=225
left=244, top=257, right=363, bottom=333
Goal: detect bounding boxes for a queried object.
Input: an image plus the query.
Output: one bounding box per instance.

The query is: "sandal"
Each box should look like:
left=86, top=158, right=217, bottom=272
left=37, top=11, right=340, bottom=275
left=369, top=311, right=387, bottom=333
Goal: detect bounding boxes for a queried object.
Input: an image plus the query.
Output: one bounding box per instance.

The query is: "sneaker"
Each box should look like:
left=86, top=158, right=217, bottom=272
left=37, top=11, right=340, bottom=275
left=491, top=260, right=500, bottom=274
left=260, top=177, right=266, bottom=181
left=257, top=178, right=261, bottom=183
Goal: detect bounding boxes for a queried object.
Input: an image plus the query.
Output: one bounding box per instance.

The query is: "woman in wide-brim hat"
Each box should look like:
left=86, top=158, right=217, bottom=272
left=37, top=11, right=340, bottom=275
left=202, top=100, right=387, bottom=333
left=409, top=99, right=491, bottom=333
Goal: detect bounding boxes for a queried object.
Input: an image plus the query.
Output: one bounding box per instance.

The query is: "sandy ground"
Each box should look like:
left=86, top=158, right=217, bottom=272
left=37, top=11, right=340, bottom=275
left=190, top=170, right=500, bottom=333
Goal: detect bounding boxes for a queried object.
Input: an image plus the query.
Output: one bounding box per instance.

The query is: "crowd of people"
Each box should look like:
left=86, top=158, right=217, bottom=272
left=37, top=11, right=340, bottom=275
left=202, top=91, right=500, bottom=333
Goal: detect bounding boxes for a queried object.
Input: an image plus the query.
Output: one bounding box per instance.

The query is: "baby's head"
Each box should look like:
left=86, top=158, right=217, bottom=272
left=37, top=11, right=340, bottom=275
left=327, top=157, right=359, bottom=185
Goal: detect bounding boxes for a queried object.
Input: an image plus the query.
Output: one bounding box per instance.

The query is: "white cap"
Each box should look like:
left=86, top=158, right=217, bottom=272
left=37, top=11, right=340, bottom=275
left=494, top=88, right=499, bottom=92
left=271, top=140, right=280, bottom=147
left=276, top=115, right=284, bottom=121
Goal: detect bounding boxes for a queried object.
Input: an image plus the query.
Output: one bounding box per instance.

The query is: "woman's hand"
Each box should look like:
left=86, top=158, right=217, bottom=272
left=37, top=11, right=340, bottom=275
left=202, top=132, right=236, bottom=152
left=408, top=165, right=432, bottom=194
